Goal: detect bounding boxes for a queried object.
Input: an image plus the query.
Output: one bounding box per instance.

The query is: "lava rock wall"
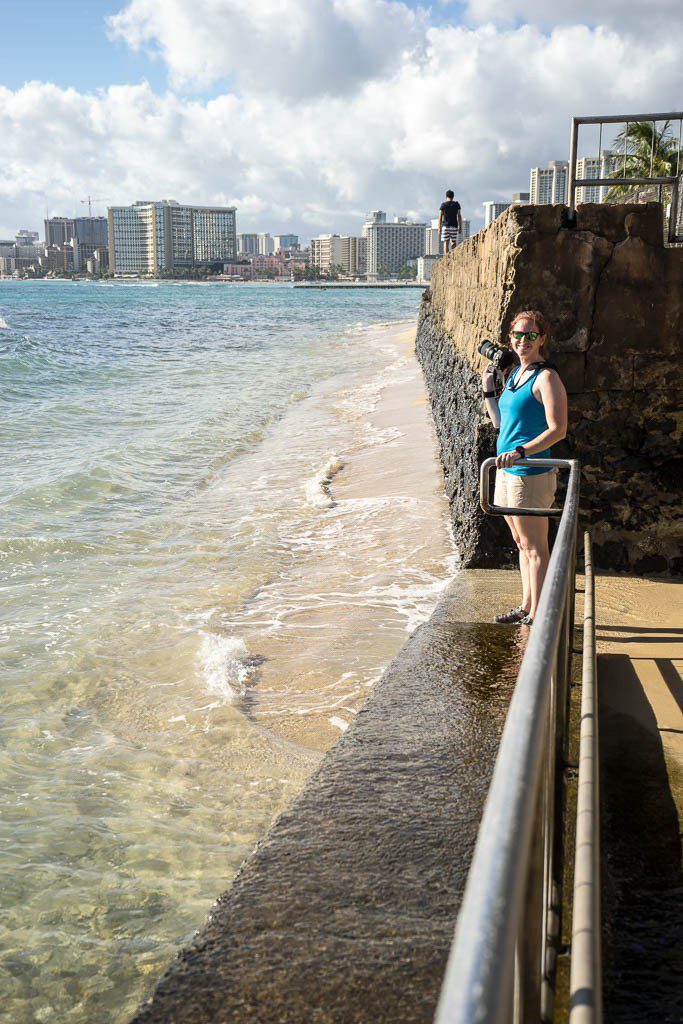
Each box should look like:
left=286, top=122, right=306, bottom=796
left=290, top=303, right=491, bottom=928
left=416, top=203, right=683, bottom=573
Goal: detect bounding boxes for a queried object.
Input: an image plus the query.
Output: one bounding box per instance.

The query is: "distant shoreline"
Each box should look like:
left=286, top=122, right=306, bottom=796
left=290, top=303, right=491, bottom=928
left=0, top=277, right=427, bottom=288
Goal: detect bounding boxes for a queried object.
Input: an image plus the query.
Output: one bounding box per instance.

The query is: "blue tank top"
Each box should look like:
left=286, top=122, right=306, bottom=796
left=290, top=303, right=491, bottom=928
left=497, top=365, right=552, bottom=476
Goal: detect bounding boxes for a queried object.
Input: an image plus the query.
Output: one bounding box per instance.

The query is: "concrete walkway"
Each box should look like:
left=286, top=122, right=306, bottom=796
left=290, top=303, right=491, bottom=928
left=130, top=589, right=523, bottom=1024
left=591, top=574, right=683, bottom=1024
left=129, top=569, right=682, bottom=1024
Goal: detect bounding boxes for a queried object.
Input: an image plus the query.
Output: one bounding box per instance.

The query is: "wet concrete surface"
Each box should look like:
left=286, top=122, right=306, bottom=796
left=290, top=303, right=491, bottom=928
left=130, top=593, right=527, bottom=1023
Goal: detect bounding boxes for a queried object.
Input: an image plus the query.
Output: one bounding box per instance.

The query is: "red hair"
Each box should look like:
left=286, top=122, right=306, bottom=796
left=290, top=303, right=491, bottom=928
left=510, top=309, right=552, bottom=357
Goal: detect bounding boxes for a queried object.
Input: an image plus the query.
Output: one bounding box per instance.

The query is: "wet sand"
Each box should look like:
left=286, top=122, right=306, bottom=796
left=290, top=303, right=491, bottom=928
left=244, top=324, right=455, bottom=750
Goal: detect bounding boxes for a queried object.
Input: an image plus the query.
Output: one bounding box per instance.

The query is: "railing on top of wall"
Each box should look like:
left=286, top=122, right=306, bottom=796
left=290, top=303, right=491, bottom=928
left=566, top=111, right=683, bottom=245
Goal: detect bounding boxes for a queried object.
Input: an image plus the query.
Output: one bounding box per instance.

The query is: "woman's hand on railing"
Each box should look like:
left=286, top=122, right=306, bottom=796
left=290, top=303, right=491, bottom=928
left=496, top=449, right=523, bottom=469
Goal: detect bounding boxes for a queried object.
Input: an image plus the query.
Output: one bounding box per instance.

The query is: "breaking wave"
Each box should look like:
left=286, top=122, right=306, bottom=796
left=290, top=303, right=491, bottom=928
left=304, top=455, right=345, bottom=509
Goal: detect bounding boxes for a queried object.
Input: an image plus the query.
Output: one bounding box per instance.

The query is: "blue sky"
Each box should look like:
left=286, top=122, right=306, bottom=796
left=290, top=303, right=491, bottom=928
left=0, top=0, right=681, bottom=238
left=2, top=2, right=168, bottom=94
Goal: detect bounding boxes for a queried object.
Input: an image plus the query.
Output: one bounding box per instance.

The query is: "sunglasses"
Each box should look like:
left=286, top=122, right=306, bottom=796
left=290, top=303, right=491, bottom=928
left=510, top=330, right=540, bottom=341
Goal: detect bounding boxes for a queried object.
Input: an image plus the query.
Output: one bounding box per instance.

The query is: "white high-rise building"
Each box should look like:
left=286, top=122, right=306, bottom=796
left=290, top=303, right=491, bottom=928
left=258, top=233, right=274, bottom=255
left=310, top=234, right=344, bottom=273
left=108, top=200, right=237, bottom=275
left=483, top=201, right=511, bottom=227
left=339, top=236, right=366, bottom=277
left=363, top=213, right=427, bottom=277
left=424, top=220, right=440, bottom=256
left=108, top=203, right=161, bottom=274
left=529, top=161, right=569, bottom=205
left=417, top=255, right=440, bottom=283
left=576, top=151, right=619, bottom=203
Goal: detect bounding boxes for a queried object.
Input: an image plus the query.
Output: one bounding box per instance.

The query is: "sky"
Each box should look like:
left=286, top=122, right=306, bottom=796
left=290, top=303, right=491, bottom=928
left=1, top=0, right=681, bottom=240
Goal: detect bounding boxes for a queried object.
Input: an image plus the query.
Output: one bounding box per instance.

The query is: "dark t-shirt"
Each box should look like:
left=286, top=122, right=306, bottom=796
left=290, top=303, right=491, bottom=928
left=440, top=200, right=461, bottom=227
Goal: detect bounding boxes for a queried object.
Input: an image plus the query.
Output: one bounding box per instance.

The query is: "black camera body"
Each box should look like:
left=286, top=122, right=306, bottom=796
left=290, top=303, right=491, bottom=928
left=477, top=338, right=516, bottom=373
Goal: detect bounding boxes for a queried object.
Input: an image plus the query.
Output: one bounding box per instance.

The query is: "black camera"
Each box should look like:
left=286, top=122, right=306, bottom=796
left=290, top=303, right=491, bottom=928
left=477, top=338, right=516, bottom=372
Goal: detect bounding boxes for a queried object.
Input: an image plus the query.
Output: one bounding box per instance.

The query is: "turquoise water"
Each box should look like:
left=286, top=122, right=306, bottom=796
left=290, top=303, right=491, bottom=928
left=0, top=281, right=453, bottom=1022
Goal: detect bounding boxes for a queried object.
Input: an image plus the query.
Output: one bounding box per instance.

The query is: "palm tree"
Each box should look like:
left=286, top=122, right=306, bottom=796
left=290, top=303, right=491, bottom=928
left=605, top=120, right=682, bottom=202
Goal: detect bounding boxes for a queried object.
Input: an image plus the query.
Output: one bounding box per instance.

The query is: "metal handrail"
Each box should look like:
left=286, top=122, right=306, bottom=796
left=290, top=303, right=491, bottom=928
left=435, top=459, right=581, bottom=1024
left=567, top=111, right=683, bottom=244
left=569, top=533, right=602, bottom=1023
left=480, top=456, right=574, bottom=518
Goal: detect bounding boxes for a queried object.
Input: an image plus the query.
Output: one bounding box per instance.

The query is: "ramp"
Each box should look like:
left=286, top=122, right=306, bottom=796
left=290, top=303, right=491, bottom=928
left=130, top=601, right=521, bottom=1024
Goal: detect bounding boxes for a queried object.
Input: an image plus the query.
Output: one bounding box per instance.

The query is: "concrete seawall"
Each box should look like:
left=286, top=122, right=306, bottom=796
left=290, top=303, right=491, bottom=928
left=130, top=587, right=525, bottom=1023
left=416, top=203, right=683, bottom=573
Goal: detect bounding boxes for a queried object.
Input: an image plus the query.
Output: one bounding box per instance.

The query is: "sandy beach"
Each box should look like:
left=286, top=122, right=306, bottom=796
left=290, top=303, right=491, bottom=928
left=237, top=323, right=455, bottom=750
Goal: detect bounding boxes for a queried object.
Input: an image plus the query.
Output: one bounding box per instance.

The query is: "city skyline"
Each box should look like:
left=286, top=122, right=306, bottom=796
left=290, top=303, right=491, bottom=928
left=0, top=149, right=626, bottom=251
left=1, top=1, right=680, bottom=240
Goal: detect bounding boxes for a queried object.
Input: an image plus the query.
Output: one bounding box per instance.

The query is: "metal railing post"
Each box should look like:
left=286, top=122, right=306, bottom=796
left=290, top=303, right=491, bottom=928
left=668, top=174, right=680, bottom=245
left=569, top=533, right=602, bottom=1023
left=568, top=118, right=579, bottom=217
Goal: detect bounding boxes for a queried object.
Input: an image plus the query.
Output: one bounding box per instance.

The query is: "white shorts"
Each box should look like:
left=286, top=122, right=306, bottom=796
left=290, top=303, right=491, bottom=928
left=493, top=468, right=557, bottom=510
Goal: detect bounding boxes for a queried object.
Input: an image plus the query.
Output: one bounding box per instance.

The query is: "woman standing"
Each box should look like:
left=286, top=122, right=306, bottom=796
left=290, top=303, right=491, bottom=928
left=481, top=310, right=568, bottom=626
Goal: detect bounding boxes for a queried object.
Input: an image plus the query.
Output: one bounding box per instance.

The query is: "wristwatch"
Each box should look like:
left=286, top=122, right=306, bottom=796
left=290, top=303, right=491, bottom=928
left=515, top=445, right=526, bottom=458
left=482, top=389, right=497, bottom=398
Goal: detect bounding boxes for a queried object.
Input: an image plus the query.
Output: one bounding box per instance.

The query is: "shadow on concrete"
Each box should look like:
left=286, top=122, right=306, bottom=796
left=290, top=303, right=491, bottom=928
left=598, top=626, right=683, bottom=635
left=599, top=653, right=683, bottom=1024
left=596, top=632, right=683, bottom=644
left=655, top=658, right=683, bottom=717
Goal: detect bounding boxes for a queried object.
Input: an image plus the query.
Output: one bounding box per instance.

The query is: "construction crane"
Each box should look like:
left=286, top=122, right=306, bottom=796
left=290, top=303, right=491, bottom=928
left=80, top=196, right=106, bottom=218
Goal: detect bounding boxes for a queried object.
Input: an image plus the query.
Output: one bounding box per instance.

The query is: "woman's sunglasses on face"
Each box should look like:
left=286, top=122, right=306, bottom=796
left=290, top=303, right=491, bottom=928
left=510, top=330, right=540, bottom=341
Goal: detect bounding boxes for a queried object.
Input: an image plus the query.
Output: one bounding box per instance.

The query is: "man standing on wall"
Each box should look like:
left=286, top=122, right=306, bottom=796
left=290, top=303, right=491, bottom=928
left=438, top=189, right=463, bottom=254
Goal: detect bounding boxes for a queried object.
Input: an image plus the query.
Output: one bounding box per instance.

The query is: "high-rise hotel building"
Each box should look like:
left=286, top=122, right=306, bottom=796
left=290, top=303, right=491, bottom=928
left=362, top=211, right=427, bottom=277
left=529, top=161, right=569, bottom=205
left=576, top=151, right=619, bottom=203
left=310, top=234, right=343, bottom=272
left=483, top=201, right=511, bottom=227
left=310, top=234, right=366, bottom=276
left=108, top=200, right=237, bottom=275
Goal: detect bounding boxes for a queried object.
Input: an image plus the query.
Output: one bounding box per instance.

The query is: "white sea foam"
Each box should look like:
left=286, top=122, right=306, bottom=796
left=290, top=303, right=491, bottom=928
left=329, top=716, right=349, bottom=732
left=198, top=632, right=252, bottom=701
left=0, top=316, right=9, bottom=329
left=304, top=454, right=345, bottom=509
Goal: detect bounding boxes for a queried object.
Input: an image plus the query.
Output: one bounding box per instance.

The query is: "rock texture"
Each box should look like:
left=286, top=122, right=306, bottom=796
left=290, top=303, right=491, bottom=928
left=129, top=603, right=522, bottom=1024
left=416, top=203, right=683, bottom=573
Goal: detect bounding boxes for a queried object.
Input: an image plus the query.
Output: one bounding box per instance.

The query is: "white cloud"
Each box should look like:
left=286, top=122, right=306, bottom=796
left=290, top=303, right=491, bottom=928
left=1, top=1, right=681, bottom=238
left=106, top=0, right=423, bottom=99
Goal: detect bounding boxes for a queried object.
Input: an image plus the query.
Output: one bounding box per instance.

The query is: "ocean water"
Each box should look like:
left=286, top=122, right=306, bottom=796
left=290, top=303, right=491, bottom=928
left=0, top=281, right=453, bottom=1022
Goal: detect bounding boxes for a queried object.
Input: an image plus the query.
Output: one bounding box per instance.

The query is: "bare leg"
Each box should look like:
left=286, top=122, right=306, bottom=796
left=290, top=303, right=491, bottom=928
left=512, top=514, right=550, bottom=618
left=505, top=515, right=530, bottom=613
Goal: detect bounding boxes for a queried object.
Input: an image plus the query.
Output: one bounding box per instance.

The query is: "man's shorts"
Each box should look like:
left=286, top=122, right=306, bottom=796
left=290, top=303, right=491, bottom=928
left=441, top=225, right=459, bottom=242
left=494, top=468, right=557, bottom=510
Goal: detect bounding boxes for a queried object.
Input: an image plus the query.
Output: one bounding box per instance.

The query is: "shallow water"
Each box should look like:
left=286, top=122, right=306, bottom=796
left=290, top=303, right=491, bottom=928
left=0, top=281, right=453, bottom=1022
